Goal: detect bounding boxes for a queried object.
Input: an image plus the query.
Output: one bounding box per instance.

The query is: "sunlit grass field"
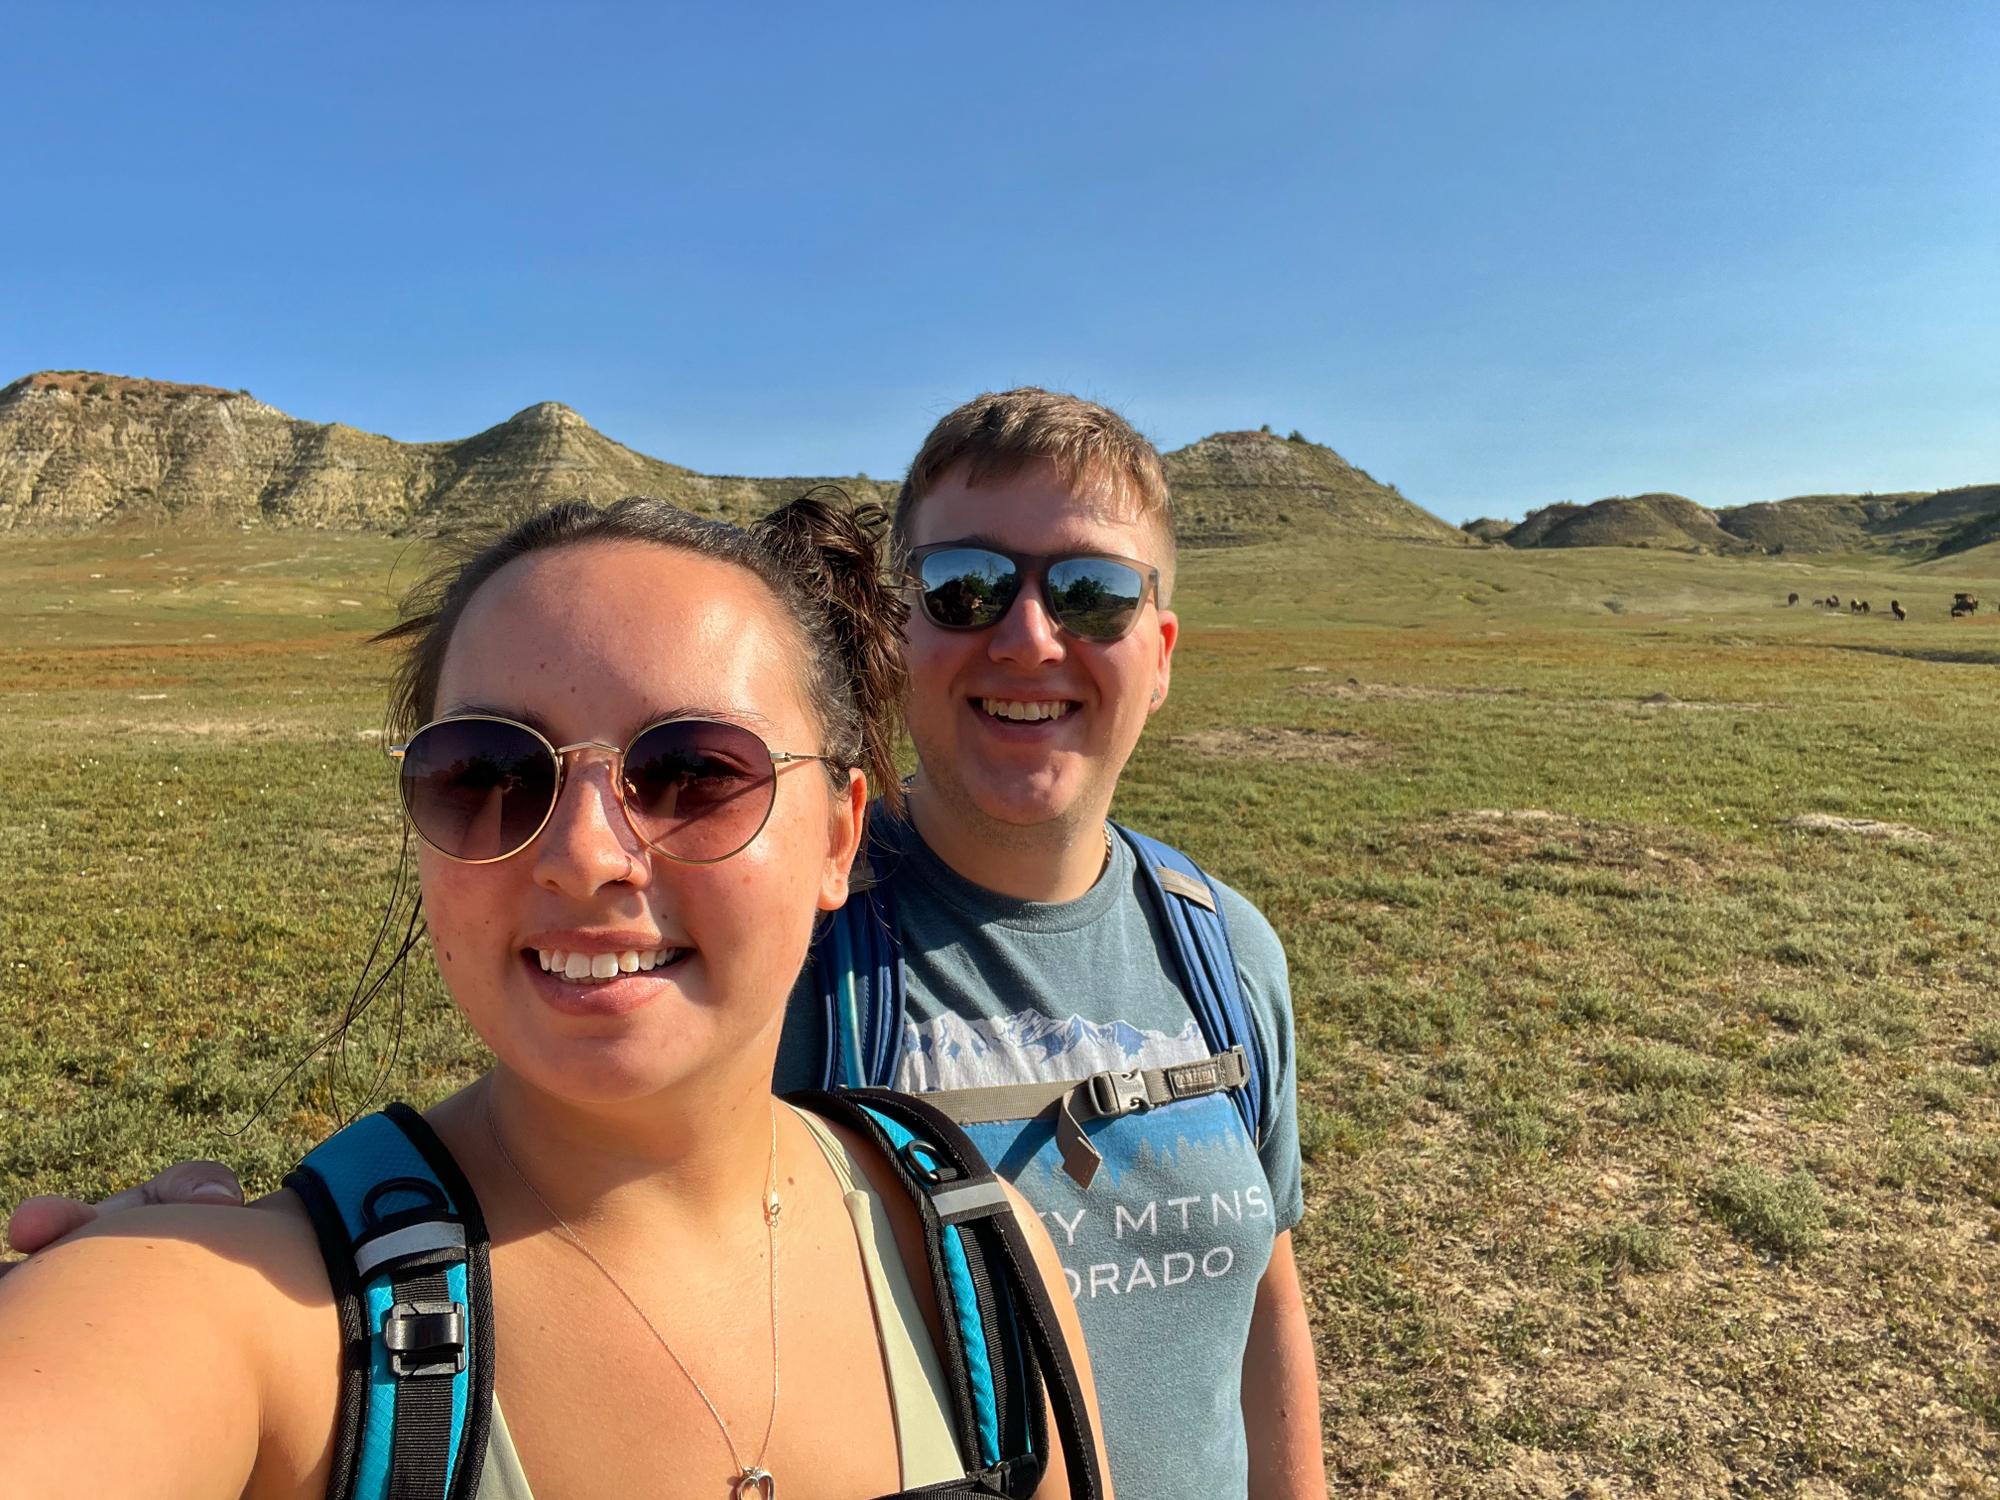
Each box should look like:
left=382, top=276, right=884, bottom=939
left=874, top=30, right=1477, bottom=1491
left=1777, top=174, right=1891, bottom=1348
left=3, top=527, right=1998, bottom=1494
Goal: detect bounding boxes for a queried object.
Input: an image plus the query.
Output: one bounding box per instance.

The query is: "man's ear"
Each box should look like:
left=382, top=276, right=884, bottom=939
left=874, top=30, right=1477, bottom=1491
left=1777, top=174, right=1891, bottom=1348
left=1147, top=608, right=1179, bottom=715
left=819, top=768, right=870, bottom=911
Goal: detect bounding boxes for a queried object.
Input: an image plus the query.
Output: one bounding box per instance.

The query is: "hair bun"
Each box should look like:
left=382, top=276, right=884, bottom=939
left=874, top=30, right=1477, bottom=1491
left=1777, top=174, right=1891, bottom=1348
left=755, top=487, right=909, bottom=814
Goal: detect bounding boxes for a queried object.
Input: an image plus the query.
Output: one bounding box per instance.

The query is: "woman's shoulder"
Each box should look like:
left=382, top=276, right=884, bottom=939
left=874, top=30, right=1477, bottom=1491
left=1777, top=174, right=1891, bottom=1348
left=0, top=1190, right=339, bottom=1498
left=5, top=1188, right=328, bottom=1307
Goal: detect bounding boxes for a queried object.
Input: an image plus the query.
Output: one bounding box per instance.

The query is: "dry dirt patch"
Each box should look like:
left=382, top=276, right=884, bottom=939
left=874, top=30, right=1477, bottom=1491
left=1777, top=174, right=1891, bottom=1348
left=1785, top=813, right=1938, bottom=844
left=1289, top=674, right=1522, bottom=704
left=1169, top=725, right=1379, bottom=765
left=1437, top=809, right=1723, bottom=886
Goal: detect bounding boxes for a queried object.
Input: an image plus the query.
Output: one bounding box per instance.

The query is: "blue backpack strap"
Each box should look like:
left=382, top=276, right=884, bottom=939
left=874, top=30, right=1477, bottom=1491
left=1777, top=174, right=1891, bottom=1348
left=788, top=1089, right=1107, bottom=1500
left=1112, top=822, right=1268, bottom=1144
left=284, top=1104, right=493, bottom=1500
left=810, top=805, right=907, bottom=1091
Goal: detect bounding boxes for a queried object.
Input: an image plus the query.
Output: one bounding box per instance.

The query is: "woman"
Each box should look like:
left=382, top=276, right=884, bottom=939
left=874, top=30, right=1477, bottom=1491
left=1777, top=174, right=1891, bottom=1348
left=0, top=495, right=1108, bottom=1499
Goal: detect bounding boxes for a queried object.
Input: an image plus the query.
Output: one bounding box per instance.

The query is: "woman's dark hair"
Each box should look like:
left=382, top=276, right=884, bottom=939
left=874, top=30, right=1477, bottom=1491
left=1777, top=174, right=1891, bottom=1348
left=375, top=487, right=909, bottom=811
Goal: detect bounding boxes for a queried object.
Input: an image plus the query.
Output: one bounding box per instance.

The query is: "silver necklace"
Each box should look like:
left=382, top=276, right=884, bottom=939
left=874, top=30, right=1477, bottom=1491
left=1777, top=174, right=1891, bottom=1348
left=484, top=1087, right=782, bottom=1499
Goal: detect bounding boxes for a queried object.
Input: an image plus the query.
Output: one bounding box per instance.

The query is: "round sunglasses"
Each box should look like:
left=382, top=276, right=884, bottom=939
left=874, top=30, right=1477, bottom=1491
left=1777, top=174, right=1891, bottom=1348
left=388, top=714, right=836, bottom=865
left=906, top=544, right=1161, bottom=643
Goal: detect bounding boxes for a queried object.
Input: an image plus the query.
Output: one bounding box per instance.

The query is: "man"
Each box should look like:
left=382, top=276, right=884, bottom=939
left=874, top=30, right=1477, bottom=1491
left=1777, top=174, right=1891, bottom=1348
left=8, top=389, right=1326, bottom=1496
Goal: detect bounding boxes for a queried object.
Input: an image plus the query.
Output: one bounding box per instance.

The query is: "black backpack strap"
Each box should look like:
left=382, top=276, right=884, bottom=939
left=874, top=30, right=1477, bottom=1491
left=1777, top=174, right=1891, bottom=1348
left=790, top=1089, right=1107, bottom=1500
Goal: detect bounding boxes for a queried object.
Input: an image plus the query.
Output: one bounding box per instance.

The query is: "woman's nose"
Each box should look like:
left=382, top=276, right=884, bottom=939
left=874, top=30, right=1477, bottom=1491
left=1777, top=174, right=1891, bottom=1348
left=530, top=752, right=649, bottom=893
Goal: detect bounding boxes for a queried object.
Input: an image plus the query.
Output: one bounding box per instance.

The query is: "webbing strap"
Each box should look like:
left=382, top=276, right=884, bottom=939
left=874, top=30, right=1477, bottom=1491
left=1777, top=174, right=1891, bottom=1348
left=923, top=1047, right=1251, bottom=1188
left=386, top=1269, right=457, bottom=1500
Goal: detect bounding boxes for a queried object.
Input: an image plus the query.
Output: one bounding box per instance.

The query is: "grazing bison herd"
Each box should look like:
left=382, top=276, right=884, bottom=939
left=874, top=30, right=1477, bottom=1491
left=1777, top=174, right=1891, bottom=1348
left=1785, top=591, right=1976, bottom=620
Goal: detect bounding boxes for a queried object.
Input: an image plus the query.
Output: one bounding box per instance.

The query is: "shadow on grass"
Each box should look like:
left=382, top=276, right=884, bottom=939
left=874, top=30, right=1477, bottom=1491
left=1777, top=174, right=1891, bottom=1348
left=1816, top=642, right=2000, bottom=667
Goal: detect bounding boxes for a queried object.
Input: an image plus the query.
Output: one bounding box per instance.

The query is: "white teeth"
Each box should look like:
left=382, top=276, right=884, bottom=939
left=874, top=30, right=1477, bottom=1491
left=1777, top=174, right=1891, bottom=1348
left=536, top=946, right=679, bottom=981
left=981, top=698, right=1071, bottom=722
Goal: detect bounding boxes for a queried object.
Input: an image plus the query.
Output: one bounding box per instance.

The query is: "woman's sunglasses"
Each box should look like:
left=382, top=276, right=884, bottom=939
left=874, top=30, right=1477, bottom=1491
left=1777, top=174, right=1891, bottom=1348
left=388, top=714, right=835, bottom=865
left=906, top=544, right=1161, bottom=644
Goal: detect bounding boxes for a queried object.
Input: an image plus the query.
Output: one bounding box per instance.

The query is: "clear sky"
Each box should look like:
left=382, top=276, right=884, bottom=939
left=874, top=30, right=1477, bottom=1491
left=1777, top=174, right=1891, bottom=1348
left=4, top=2, right=1994, bottom=523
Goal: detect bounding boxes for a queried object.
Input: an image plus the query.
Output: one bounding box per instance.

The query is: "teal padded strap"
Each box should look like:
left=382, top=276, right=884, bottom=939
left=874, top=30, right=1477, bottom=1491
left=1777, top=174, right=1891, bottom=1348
left=286, top=1105, right=492, bottom=1500
left=857, top=1104, right=1005, bottom=1470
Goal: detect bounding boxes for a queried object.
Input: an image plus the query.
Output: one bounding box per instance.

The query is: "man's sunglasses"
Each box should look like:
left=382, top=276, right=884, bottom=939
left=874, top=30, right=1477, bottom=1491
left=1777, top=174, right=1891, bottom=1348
left=387, top=714, right=835, bottom=865
left=906, top=544, right=1161, bottom=644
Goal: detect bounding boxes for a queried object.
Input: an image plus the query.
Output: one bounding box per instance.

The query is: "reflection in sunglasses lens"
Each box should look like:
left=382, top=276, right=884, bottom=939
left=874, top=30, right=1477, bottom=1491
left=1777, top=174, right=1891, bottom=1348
left=919, top=549, right=1019, bottom=629
left=401, top=719, right=557, bottom=862
left=623, top=721, right=775, bottom=861
left=1048, top=558, right=1144, bottom=641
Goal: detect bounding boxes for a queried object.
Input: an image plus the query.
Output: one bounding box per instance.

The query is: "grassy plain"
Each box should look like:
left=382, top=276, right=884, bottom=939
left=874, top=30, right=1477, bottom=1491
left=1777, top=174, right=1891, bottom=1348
left=3, top=528, right=1998, bottom=1495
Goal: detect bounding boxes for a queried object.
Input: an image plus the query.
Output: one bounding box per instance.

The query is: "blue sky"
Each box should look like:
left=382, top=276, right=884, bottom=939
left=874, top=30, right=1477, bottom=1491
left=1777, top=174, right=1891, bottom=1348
left=4, top=2, right=1994, bottom=522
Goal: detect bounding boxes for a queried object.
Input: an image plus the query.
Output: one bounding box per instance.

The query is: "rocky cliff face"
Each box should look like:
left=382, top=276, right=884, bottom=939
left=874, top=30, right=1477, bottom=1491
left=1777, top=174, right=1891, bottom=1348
left=0, top=372, right=896, bottom=533
left=2, top=371, right=1480, bottom=547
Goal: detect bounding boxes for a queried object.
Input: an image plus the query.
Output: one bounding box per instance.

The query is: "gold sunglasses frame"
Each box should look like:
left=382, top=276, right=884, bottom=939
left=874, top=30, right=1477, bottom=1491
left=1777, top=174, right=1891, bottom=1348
left=387, top=712, right=835, bottom=866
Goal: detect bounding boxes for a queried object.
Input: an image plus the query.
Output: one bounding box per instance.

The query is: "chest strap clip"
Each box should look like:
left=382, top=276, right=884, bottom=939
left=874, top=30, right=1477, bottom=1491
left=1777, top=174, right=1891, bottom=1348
left=1086, top=1069, right=1149, bottom=1119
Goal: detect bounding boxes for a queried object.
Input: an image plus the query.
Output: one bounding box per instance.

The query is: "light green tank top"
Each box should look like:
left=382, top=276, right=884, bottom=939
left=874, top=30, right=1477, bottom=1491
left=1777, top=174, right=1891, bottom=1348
left=479, top=1103, right=964, bottom=1497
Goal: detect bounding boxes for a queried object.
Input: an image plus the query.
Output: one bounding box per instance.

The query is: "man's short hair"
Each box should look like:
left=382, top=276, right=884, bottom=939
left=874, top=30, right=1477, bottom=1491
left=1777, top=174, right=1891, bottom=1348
left=894, top=388, right=1176, bottom=598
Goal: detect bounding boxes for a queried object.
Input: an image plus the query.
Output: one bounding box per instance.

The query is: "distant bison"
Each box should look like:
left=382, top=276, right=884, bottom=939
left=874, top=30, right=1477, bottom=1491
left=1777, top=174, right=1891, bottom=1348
left=1952, top=592, right=1980, bottom=618
left=1787, top=592, right=1799, bottom=606
left=1891, top=599, right=1906, bottom=621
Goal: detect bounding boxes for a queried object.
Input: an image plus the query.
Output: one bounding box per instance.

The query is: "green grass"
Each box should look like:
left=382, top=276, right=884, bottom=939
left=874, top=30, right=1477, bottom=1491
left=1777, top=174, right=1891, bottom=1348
left=5, top=527, right=2000, bottom=1489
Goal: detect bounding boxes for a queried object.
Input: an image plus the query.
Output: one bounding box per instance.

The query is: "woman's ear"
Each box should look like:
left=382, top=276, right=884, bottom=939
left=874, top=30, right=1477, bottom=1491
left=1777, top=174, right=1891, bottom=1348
left=818, top=768, right=869, bottom=911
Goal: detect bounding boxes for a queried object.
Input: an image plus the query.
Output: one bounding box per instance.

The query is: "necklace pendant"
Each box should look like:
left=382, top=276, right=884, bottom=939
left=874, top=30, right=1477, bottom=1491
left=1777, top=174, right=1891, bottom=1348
left=734, top=1467, right=775, bottom=1499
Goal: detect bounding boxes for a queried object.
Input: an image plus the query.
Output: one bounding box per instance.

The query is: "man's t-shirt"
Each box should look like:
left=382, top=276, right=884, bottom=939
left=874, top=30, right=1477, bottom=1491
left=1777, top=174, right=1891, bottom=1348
left=776, top=817, right=1302, bottom=1499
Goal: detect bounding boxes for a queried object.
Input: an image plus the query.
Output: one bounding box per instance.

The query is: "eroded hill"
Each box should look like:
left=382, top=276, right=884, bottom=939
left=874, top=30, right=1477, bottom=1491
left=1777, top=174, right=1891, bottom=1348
left=1161, top=429, right=1469, bottom=547
left=0, top=372, right=897, bottom=533
left=1492, top=484, right=2000, bottom=559
left=0, top=373, right=1472, bottom=549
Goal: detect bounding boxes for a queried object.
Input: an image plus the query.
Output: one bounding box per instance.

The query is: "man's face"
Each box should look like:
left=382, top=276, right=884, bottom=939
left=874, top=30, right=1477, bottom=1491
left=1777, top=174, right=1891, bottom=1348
left=901, top=458, right=1179, bottom=846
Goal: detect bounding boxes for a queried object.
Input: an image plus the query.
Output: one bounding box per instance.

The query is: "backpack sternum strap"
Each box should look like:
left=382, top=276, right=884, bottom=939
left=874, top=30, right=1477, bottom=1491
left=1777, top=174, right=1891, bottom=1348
left=922, top=1046, right=1251, bottom=1188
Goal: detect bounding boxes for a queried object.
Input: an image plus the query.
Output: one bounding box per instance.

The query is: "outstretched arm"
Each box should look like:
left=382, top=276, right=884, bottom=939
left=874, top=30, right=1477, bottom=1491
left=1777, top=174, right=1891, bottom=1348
left=1242, top=1230, right=1326, bottom=1496
left=0, top=1201, right=335, bottom=1499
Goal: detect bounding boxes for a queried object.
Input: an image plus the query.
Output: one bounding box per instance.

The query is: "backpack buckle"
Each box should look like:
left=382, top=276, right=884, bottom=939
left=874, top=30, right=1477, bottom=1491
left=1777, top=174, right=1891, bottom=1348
left=1086, top=1068, right=1149, bottom=1119
left=383, top=1299, right=467, bottom=1378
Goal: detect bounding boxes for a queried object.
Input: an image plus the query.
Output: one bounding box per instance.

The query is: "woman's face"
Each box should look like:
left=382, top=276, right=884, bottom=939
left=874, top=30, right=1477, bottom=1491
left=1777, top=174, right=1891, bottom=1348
left=419, top=539, right=863, bottom=1106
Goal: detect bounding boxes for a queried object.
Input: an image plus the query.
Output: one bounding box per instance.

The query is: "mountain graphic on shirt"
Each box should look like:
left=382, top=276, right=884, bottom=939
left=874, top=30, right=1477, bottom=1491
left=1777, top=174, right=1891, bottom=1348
left=896, top=1007, right=1205, bottom=1092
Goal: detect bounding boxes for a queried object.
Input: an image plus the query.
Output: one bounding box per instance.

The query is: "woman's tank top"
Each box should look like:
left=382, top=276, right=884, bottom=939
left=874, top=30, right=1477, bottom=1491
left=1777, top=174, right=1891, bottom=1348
left=478, top=1103, right=965, bottom=1498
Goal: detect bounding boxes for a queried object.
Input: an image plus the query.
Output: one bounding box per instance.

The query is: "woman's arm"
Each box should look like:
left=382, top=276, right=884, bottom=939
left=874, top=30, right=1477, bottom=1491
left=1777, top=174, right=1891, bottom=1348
left=0, top=1200, right=337, bottom=1500
left=1004, top=1180, right=1113, bottom=1500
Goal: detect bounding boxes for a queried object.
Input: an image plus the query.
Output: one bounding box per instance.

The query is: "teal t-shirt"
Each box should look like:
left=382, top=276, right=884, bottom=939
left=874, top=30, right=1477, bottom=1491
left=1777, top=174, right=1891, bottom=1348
left=777, top=815, right=1302, bottom=1498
